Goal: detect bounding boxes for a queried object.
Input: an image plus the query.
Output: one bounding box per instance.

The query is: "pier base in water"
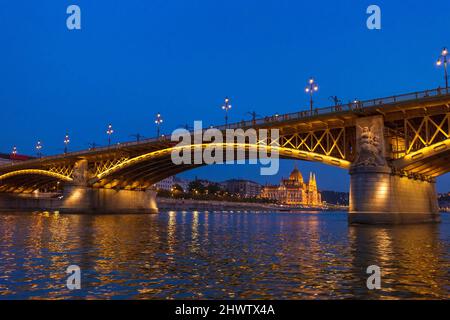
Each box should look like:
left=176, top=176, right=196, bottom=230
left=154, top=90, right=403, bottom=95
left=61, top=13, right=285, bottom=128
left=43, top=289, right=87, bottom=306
left=60, top=186, right=158, bottom=214
left=0, top=187, right=158, bottom=214
left=349, top=167, right=440, bottom=225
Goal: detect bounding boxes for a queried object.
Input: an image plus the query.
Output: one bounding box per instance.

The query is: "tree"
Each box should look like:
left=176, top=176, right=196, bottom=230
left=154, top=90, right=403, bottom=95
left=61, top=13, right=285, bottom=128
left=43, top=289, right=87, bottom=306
left=188, top=180, right=206, bottom=194
left=172, top=184, right=184, bottom=193
left=206, top=184, right=222, bottom=195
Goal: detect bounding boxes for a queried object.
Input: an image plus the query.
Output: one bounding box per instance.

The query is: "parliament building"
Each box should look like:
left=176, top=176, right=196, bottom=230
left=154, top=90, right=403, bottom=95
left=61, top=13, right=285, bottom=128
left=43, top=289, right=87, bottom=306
left=261, top=165, right=322, bottom=206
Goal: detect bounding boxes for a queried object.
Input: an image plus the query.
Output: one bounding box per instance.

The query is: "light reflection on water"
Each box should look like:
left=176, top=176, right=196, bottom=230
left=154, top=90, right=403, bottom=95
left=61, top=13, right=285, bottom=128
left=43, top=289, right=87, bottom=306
left=0, top=211, right=449, bottom=299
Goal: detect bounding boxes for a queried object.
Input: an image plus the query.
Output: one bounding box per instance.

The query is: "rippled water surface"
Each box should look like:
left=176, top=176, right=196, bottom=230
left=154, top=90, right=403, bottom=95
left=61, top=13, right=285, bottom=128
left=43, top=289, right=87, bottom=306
left=0, top=211, right=449, bottom=299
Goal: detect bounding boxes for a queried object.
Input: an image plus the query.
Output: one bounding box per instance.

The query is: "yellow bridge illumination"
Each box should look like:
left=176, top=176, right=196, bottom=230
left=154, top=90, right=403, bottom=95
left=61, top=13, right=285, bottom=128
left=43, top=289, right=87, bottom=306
left=95, top=143, right=351, bottom=181
left=0, top=169, right=73, bottom=182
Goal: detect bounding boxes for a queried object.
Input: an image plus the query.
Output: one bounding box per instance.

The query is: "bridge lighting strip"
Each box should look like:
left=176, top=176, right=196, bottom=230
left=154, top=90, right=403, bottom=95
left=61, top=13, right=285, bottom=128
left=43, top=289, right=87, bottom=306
left=0, top=169, right=73, bottom=182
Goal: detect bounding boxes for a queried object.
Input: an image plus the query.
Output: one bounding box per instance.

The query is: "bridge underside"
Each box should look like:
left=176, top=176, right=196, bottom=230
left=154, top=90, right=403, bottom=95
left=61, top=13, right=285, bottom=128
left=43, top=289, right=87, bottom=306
left=401, top=149, right=450, bottom=177
left=91, top=145, right=350, bottom=190
left=392, top=140, right=450, bottom=177
left=0, top=174, right=62, bottom=194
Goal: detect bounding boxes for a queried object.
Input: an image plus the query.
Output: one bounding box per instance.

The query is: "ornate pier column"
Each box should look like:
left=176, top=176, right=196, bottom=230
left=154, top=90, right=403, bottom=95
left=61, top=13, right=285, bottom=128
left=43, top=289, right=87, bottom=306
left=348, top=116, right=440, bottom=224
left=61, top=159, right=158, bottom=214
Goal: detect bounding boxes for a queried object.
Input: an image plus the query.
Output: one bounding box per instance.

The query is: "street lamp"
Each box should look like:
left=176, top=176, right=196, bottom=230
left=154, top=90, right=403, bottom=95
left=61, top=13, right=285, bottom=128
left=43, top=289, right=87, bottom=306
left=305, top=77, right=319, bottom=113
left=222, top=97, right=232, bottom=125
left=64, top=133, right=70, bottom=153
left=106, top=124, right=114, bottom=146
left=36, top=140, right=43, bottom=158
left=155, top=113, right=163, bottom=137
left=436, top=47, right=448, bottom=90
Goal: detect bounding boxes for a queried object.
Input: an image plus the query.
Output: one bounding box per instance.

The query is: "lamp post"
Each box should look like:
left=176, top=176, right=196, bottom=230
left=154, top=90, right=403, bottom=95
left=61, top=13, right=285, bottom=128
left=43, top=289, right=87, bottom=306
left=222, top=97, right=232, bottom=126
left=64, top=133, right=70, bottom=154
left=305, top=78, right=319, bottom=113
left=436, top=47, right=448, bottom=90
left=36, top=140, right=42, bottom=158
left=106, top=124, right=114, bottom=146
left=155, top=113, right=163, bottom=137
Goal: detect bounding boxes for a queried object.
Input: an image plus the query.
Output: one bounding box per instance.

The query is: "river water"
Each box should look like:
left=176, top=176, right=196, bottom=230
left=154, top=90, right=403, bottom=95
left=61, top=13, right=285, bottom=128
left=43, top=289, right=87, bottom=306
left=0, top=211, right=449, bottom=299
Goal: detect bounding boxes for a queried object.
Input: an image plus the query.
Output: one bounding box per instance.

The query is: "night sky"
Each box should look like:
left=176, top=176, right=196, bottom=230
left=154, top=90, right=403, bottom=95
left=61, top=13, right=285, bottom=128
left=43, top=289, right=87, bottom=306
left=0, top=0, right=449, bottom=192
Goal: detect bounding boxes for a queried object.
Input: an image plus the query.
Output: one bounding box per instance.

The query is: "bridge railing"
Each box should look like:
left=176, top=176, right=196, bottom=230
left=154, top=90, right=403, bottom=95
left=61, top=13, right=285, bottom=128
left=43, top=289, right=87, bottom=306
left=211, top=87, right=449, bottom=131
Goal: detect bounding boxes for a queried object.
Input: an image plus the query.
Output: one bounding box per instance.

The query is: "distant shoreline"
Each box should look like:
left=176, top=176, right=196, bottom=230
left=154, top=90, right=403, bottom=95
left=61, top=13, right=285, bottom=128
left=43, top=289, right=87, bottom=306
left=157, top=197, right=346, bottom=212
left=157, top=197, right=450, bottom=213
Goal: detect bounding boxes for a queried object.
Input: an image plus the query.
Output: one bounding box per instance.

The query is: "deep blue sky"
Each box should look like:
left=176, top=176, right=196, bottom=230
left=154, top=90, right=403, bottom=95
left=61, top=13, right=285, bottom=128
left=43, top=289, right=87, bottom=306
left=0, top=0, right=449, bottom=192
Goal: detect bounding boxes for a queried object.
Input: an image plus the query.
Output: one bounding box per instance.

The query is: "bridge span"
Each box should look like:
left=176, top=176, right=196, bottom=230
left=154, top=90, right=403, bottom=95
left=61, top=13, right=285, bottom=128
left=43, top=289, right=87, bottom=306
left=1, top=88, right=449, bottom=224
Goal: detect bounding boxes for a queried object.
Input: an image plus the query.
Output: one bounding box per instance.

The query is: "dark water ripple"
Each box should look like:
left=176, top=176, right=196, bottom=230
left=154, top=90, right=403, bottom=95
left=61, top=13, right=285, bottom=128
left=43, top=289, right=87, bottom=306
left=0, top=211, right=449, bottom=299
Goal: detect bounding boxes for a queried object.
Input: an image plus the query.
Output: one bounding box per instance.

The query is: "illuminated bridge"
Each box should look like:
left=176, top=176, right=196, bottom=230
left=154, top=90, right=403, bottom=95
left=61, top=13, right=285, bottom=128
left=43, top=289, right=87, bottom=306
left=1, top=87, right=449, bottom=224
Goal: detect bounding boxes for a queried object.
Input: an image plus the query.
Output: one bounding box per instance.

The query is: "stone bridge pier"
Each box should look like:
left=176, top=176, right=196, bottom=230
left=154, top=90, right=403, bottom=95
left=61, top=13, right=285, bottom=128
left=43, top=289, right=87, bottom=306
left=348, top=116, right=440, bottom=224
left=60, top=159, right=158, bottom=214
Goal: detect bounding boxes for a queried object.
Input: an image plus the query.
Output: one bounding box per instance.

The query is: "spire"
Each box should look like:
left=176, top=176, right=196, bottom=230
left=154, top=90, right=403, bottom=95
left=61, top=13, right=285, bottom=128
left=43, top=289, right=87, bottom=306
left=309, top=172, right=313, bottom=185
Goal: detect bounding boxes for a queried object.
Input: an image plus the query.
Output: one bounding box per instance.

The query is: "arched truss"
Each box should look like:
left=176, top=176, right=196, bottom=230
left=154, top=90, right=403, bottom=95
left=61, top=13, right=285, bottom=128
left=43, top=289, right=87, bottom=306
left=389, top=113, right=450, bottom=159
left=403, top=114, right=450, bottom=155
left=91, top=143, right=351, bottom=189
left=279, top=127, right=349, bottom=160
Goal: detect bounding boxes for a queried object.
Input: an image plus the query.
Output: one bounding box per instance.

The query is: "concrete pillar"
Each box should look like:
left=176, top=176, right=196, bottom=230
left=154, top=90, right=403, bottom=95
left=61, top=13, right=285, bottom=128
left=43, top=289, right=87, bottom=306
left=60, top=185, right=158, bottom=214
left=348, top=116, right=440, bottom=224
left=349, top=167, right=440, bottom=224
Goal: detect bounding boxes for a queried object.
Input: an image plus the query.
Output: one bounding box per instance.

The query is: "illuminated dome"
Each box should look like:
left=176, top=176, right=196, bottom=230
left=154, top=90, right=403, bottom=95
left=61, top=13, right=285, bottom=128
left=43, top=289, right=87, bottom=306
left=289, top=167, right=303, bottom=183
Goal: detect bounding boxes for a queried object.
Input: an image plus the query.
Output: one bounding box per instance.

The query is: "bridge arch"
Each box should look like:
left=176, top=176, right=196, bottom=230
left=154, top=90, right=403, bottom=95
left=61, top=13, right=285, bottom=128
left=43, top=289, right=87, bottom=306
left=92, top=143, right=351, bottom=188
left=0, top=169, right=73, bottom=193
left=0, top=169, right=73, bottom=182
